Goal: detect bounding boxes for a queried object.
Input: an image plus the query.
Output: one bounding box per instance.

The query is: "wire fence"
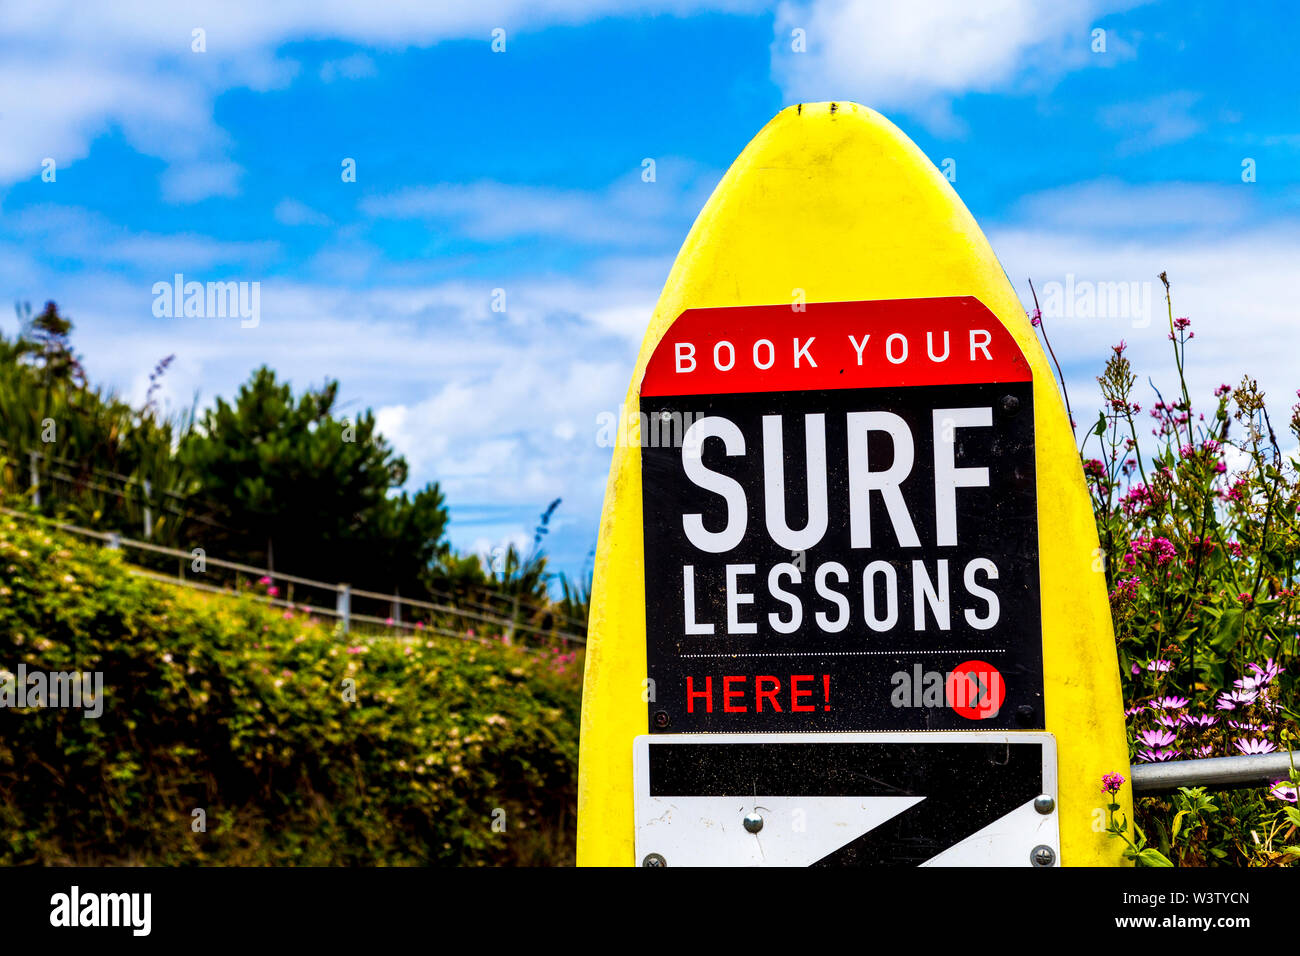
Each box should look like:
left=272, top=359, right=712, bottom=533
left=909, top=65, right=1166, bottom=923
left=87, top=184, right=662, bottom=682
left=0, top=439, right=589, bottom=637
left=0, top=506, right=587, bottom=652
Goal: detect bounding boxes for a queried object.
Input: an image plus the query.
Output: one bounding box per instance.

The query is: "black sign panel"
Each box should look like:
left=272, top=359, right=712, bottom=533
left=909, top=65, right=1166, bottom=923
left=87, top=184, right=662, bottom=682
left=638, top=300, right=1044, bottom=734
left=646, top=738, right=1045, bottom=866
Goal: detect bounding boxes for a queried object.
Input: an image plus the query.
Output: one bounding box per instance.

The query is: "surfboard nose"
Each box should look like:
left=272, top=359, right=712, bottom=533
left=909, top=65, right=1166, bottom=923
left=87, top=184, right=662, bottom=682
left=664, top=100, right=1014, bottom=317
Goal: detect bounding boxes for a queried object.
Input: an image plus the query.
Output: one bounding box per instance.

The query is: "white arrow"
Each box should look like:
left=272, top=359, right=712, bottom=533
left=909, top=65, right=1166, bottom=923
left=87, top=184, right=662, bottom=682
left=636, top=795, right=924, bottom=867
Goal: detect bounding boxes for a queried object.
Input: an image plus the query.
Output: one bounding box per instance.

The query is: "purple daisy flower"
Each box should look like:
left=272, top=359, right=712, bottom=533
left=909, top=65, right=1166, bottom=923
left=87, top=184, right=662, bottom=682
left=1136, top=748, right=1181, bottom=763
left=1149, top=696, right=1191, bottom=710
left=1137, top=728, right=1177, bottom=748
left=1249, top=659, right=1283, bottom=684
left=1268, top=780, right=1298, bottom=803
left=1234, top=738, right=1277, bottom=755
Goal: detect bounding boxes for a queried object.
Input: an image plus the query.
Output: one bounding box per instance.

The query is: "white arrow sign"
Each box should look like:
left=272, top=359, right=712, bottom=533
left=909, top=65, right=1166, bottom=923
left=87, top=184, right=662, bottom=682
left=632, top=732, right=1059, bottom=867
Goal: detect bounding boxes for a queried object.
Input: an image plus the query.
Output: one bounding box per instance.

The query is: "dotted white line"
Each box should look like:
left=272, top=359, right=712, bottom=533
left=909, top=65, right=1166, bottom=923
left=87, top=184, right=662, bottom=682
left=676, top=650, right=1008, bottom=658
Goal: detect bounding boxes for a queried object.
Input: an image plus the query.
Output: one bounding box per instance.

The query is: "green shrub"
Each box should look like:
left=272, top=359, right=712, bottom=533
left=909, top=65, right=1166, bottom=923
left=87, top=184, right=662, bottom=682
left=0, top=512, right=581, bottom=865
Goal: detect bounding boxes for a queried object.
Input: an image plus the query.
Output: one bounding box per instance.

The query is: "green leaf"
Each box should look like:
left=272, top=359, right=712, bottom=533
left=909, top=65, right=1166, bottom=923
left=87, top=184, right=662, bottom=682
left=1171, top=809, right=1189, bottom=843
left=1136, top=847, right=1174, bottom=867
left=1210, top=607, right=1244, bottom=654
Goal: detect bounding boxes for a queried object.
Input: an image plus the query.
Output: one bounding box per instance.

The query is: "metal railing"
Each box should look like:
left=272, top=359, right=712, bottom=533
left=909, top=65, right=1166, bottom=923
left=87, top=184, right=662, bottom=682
left=1, top=440, right=590, bottom=634
left=1131, top=750, right=1297, bottom=794
left=0, top=506, right=586, bottom=648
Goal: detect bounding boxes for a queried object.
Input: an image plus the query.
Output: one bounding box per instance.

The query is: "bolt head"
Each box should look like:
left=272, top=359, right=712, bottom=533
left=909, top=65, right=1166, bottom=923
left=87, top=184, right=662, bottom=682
left=1031, top=844, right=1056, bottom=867
left=742, top=811, right=764, bottom=834
left=1000, top=394, right=1021, bottom=415
left=652, top=711, right=670, bottom=729
left=642, top=853, right=666, bottom=867
left=1033, top=794, right=1055, bottom=815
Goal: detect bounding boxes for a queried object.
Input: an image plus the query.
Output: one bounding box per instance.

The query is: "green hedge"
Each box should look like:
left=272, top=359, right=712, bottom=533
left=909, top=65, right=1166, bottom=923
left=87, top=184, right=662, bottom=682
left=0, top=513, right=581, bottom=865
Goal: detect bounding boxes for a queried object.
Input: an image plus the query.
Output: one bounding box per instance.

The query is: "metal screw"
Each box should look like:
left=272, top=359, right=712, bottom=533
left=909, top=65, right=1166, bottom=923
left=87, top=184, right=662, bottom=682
left=1031, top=845, right=1056, bottom=867
left=1033, top=794, right=1055, bottom=815
left=642, top=853, right=666, bottom=867
left=652, top=711, right=670, bottom=729
left=743, top=811, right=764, bottom=834
left=1000, top=394, right=1021, bottom=415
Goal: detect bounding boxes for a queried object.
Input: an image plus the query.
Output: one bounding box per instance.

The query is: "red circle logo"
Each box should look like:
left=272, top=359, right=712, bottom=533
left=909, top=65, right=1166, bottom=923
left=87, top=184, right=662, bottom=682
left=945, top=660, right=1005, bottom=720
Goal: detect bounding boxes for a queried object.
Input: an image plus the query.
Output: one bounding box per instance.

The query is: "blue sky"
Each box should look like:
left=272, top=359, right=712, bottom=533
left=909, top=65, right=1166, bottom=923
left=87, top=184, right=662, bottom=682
left=1, top=1, right=1297, bottom=585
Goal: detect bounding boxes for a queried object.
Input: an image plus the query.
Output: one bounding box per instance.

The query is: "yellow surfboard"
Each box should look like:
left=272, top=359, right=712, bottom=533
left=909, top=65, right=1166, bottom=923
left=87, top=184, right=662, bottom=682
left=578, top=102, right=1130, bottom=867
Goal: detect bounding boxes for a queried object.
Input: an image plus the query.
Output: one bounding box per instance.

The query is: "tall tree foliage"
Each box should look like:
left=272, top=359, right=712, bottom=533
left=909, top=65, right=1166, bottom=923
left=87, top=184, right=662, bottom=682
left=179, top=366, right=449, bottom=590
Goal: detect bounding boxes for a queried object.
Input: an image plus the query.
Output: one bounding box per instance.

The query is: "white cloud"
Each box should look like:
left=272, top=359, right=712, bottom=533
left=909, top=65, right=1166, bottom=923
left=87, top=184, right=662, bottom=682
left=1009, top=178, right=1259, bottom=233
left=0, top=0, right=758, bottom=191
left=1098, top=91, right=1204, bottom=154
left=361, top=162, right=719, bottom=247
left=160, top=160, right=244, bottom=203
left=2, top=205, right=278, bottom=271
left=13, top=262, right=661, bottom=550
left=274, top=198, right=332, bottom=227
left=989, top=197, right=1300, bottom=447
left=771, top=0, right=1139, bottom=130
left=319, top=53, right=376, bottom=82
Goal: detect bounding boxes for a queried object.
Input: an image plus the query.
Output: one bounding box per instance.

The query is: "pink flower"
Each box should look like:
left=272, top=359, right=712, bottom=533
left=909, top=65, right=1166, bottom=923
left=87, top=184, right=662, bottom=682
left=258, top=576, right=272, bottom=586
left=1101, top=772, right=1125, bottom=794
left=346, top=645, right=364, bottom=654
left=1234, top=738, right=1277, bottom=755
left=1249, top=659, right=1283, bottom=684
left=267, top=586, right=279, bottom=598
left=1147, top=659, right=1173, bottom=673
left=1268, top=780, right=1298, bottom=803
left=1111, top=575, right=1141, bottom=602
left=1137, top=728, right=1176, bottom=748
left=1136, top=748, right=1181, bottom=762
left=1149, top=696, right=1190, bottom=711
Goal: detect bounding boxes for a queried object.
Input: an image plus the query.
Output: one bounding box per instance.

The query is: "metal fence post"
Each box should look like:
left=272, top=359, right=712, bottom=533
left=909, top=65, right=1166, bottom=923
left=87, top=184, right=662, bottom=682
left=505, top=593, right=519, bottom=645
left=28, top=451, right=40, bottom=507
left=142, top=479, right=153, bottom=539
left=336, top=583, right=351, bottom=634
